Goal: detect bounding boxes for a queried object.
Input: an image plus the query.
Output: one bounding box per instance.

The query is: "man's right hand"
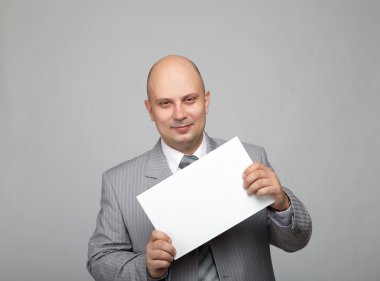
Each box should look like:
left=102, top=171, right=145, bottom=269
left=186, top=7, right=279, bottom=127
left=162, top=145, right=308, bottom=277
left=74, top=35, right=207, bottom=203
left=146, top=229, right=176, bottom=279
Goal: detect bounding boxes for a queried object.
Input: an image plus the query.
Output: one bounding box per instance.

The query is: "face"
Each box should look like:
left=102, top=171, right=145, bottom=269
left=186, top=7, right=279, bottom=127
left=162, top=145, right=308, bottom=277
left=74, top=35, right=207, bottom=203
left=145, top=58, right=210, bottom=154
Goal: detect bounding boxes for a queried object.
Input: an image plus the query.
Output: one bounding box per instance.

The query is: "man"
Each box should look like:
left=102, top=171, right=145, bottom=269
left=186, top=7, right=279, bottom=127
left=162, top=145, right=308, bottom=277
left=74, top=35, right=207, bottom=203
left=87, top=55, right=312, bottom=281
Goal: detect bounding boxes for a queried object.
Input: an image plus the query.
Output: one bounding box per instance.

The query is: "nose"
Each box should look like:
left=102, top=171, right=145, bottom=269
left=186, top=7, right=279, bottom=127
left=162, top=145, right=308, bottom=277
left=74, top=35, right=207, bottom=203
left=173, top=103, right=186, bottom=120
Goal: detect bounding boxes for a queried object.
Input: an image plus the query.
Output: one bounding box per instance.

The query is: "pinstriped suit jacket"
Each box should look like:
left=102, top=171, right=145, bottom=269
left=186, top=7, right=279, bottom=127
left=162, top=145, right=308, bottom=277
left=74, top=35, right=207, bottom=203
left=87, top=134, right=312, bottom=281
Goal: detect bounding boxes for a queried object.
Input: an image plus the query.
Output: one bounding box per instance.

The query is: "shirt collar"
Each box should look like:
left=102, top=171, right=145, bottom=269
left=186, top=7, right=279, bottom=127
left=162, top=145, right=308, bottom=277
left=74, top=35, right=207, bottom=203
left=161, top=133, right=208, bottom=174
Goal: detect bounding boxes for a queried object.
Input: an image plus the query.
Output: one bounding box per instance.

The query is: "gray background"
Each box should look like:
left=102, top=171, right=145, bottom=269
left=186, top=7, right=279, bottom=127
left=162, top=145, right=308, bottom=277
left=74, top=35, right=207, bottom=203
left=1, top=1, right=379, bottom=280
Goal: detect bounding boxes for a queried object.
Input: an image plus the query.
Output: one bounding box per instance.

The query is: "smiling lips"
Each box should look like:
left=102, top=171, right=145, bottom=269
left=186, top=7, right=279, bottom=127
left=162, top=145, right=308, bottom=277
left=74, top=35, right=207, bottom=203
left=173, top=124, right=192, bottom=133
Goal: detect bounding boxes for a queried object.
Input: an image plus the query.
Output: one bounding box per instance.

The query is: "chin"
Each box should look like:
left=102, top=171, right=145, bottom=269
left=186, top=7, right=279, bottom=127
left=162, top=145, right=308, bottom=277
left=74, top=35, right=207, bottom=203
left=174, top=135, right=194, bottom=144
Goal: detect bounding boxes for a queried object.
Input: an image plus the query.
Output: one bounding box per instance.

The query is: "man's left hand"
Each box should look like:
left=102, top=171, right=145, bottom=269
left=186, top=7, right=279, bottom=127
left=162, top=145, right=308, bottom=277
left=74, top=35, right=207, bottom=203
left=243, top=163, right=290, bottom=211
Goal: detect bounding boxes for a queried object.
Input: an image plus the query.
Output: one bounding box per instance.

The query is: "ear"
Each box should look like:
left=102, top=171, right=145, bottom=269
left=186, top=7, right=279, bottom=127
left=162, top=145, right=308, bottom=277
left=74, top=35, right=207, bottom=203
left=144, top=99, right=155, bottom=121
left=204, top=91, right=211, bottom=114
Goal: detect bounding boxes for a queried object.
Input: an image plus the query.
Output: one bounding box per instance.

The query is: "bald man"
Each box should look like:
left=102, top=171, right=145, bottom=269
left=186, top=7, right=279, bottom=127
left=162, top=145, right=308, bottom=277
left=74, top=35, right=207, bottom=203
left=87, top=55, right=312, bottom=281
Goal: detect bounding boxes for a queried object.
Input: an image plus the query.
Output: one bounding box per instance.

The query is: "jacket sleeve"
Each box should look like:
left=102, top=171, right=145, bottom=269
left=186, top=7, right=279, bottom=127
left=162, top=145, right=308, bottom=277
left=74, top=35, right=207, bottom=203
left=268, top=186, right=312, bottom=252
left=87, top=172, right=163, bottom=281
left=253, top=145, right=312, bottom=252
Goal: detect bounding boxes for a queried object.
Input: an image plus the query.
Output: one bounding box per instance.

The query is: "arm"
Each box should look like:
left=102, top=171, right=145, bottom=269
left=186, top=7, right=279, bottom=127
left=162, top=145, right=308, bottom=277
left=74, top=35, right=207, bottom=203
left=242, top=147, right=312, bottom=252
left=87, top=173, right=149, bottom=280
left=87, top=173, right=175, bottom=281
left=267, top=186, right=312, bottom=252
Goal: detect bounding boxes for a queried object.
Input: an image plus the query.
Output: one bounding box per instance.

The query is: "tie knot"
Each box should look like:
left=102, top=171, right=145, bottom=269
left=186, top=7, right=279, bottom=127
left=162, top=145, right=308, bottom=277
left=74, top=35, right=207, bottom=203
left=179, top=155, right=198, bottom=169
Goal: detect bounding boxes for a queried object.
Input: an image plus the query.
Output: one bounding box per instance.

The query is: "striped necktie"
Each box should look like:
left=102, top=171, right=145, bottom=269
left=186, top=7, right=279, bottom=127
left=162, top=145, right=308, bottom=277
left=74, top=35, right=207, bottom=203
left=198, top=243, right=219, bottom=281
left=178, top=155, right=199, bottom=169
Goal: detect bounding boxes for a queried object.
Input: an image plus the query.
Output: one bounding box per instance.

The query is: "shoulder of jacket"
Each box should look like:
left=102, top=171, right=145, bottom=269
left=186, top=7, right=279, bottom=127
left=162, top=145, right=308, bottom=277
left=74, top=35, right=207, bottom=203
left=241, top=141, right=265, bottom=152
left=211, top=136, right=264, bottom=152
left=102, top=149, right=153, bottom=177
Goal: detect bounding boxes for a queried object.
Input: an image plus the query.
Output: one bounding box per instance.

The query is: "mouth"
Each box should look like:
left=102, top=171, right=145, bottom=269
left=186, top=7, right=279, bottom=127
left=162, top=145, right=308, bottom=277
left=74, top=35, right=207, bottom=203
left=172, top=124, right=192, bottom=133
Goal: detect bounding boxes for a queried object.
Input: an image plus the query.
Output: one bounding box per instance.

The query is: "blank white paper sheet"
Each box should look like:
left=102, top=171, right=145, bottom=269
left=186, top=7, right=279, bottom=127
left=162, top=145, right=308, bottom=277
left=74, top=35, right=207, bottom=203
left=136, top=136, right=274, bottom=259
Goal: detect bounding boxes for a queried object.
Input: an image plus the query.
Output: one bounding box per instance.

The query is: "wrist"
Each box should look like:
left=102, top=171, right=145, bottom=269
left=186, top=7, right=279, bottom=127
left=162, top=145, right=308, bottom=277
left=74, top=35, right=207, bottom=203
left=269, top=193, right=291, bottom=212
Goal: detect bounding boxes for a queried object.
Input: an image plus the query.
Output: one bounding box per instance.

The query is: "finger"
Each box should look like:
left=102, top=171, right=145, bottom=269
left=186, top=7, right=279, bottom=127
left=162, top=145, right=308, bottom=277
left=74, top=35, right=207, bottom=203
left=243, top=163, right=270, bottom=180
left=148, top=248, right=175, bottom=262
left=246, top=178, right=272, bottom=195
left=148, top=259, right=172, bottom=270
left=243, top=169, right=268, bottom=189
left=155, top=241, right=176, bottom=257
left=148, top=239, right=176, bottom=258
left=255, top=186, right=274, bottom=197
left=150, top=229, right=172, bottom=243
left=243, top=162, right=263, bottom=177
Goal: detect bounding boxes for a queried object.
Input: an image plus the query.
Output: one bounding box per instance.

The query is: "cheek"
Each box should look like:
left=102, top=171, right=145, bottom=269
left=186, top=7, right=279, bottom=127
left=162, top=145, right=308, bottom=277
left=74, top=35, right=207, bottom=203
left=153, top=110, right=172, bottom=126
left=190, top=107, right=206, bottom=122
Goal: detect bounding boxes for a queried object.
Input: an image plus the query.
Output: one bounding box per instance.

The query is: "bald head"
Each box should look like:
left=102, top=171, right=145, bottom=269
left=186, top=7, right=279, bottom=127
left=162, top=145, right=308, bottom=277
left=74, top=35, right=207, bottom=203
left=146, top=55, right=205, bottom=99
left=144, top=55, right=210, bottom=154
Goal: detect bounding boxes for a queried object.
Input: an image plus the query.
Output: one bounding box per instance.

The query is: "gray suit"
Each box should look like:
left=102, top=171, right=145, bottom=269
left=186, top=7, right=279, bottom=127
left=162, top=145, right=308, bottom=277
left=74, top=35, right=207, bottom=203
left=87, top=135, right=312, bottom=280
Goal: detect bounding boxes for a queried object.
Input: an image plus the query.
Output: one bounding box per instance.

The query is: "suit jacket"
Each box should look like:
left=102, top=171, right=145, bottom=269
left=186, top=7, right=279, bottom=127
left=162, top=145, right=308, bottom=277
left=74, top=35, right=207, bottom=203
left=87, top=135, right=312, bottom=281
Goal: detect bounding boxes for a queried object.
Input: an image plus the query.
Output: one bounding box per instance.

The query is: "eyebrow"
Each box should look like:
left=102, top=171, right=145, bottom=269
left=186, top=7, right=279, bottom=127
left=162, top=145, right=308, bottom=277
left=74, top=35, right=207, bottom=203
left=183, top=93, right=200, bottom=99
left=154, top=93, right=201, bottom=103
left=154, top=98, right=171, bottom=104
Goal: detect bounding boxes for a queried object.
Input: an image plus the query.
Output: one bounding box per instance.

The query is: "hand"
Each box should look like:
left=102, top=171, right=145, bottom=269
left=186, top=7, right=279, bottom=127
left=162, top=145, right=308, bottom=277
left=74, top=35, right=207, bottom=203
left=242, top=163, right=290, bottom=211
left=146, top=230, right=176, bottom=279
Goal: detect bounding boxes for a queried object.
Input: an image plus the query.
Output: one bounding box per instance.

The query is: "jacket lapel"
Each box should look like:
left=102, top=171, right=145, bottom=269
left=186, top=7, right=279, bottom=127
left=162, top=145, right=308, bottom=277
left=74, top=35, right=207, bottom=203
left=145, top=139, right=173, bottom=182
left=205, top=133, right=219, bottom=153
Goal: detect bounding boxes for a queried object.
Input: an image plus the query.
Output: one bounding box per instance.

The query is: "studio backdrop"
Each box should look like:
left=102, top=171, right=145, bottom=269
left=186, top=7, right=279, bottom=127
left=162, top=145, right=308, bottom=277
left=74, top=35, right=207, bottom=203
left=0, top=1, right=379, bottom=280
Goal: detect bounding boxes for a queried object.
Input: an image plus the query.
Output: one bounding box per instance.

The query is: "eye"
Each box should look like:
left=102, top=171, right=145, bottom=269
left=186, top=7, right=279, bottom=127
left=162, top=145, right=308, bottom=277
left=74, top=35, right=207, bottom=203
left=184, top=96, right=197, bottom=104
left=158, top=100, right=171, bottom=107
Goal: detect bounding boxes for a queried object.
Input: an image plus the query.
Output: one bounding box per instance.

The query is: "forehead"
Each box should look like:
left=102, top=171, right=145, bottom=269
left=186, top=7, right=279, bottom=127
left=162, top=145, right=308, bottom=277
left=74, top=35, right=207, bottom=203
left=148, top=59, right=204, bottom=99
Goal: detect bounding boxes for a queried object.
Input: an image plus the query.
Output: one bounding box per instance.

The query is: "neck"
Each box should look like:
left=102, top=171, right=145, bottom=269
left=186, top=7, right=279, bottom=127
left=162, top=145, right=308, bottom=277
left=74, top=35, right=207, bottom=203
left=164, top=134, right=205, bottom=155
